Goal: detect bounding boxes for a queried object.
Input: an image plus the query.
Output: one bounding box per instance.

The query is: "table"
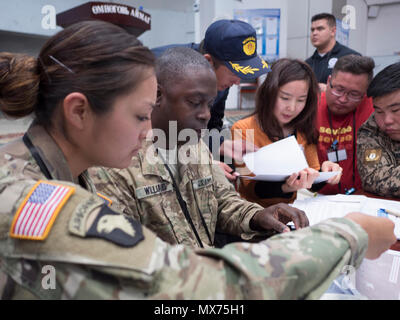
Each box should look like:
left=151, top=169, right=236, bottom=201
left=354, top=189, right=400, bottom=252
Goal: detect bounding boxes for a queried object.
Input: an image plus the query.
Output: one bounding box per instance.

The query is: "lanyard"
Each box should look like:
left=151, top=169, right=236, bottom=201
left=327, top=109, right=357, bottom=190
left=158, top=151, right=213, bottom=248
left=23, top=133, right=52, bottom=179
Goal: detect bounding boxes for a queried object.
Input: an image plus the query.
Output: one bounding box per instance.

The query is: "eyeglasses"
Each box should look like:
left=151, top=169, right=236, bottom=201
left=329, top=80, right=364, bottom=101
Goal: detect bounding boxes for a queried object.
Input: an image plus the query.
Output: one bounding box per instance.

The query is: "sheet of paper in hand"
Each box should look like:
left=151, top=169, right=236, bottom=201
left=241, top=136, right=339, bottom=183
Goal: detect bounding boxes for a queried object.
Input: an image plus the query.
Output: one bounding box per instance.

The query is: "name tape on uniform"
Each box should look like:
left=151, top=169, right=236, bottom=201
left=135, top=182, right=173, bottom=199
left=192, top=176, right=213, bottom=190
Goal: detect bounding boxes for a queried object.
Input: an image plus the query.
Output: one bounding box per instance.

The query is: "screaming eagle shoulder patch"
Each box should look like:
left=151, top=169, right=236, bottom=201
left=10, top=180, right=75, bottom=240
left=69, top=203, right=144, bottom=247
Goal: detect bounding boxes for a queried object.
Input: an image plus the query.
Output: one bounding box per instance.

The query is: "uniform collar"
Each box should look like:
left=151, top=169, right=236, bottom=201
left=139, top=139, right=209, bottom=184
left=139, top=141, right=172, bottom=183
left=25, top=121, right=93, bottom=190
left=312, top=41, right=341, bottom=58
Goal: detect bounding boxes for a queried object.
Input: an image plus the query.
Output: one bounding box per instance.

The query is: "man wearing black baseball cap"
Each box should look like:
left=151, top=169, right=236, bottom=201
left=152, top=19, right=270, bottom=133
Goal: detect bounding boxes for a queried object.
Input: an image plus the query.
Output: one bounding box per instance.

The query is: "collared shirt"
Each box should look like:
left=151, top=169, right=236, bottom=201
left=0, top=121, right=95, bottom=191
left=306, top=41, right=361, bottom=83
left=91, top=140, right=265, bottom=248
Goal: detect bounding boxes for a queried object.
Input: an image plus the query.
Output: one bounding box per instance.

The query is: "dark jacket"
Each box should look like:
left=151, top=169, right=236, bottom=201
left=306, top=41, right=360, bottom=84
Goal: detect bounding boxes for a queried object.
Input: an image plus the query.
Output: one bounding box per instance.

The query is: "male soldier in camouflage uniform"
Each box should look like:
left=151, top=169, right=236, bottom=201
left=357, top=62, right=400, bottom=197
left=91, top=47, right=311, bottom=248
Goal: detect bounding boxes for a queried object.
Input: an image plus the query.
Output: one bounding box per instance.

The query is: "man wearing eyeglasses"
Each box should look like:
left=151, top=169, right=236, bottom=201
left=316, top=55, right=375, bottom=194
left=357, top=62, right=400, bottom=198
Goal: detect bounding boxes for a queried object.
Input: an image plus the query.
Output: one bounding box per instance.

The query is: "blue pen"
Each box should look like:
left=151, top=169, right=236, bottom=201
left=377, top=208, right=389, bottom=218
left=345, top=187, right=355, bottom=195
left=378, top=208, right=400, bottom=218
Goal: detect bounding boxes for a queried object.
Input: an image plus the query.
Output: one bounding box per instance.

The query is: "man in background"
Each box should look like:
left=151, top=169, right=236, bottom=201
left=306, top=13, right=360, bottom=91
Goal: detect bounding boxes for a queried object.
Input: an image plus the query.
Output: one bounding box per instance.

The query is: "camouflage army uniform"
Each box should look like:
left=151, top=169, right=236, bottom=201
left=91, top=140, right=268, bottom=248
left=0, top=122, right=369, bottom=299
left=357, top=114, right=400, bottom=197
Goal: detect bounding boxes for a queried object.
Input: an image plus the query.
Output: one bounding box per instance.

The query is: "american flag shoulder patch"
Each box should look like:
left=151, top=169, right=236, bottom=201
left=10, top=180, right=75, bottom=240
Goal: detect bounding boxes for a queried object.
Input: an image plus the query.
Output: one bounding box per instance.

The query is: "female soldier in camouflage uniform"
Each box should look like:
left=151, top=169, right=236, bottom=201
left=0, top=20, right=395, bottom=300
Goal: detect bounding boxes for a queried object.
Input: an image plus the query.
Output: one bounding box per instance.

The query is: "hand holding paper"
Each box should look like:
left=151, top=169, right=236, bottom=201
left=241, top=136, right=341, bottom=184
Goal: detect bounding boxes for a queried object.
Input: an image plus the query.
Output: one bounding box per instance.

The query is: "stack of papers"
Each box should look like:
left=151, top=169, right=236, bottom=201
left=356, top=249, right=400, bottom=299
left=292, top=194, right=400, bottom=239
left=241, top=136, right=340, bottom=183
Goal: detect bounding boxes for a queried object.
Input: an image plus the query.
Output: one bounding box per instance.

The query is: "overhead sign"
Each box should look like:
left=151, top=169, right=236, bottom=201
left=56, top=1, right=151, bottom=37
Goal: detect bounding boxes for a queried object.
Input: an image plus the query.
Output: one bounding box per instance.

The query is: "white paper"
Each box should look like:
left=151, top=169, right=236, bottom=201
left=314, top=171, right=341, bottom=183
left=292, top=195, right=367, bottom=226
left=241, top=174, right=291, bottom=182
left=243, top=136, right=308, bottom=175
left=241, top=171, right=340, bottom=183
left=356, top=250, right=400, bottom=300
left=291, top=194, right=400, bottom=239
left=241, top=136, right=340, bottom=183
left=359, top=198, right=400, bottom=239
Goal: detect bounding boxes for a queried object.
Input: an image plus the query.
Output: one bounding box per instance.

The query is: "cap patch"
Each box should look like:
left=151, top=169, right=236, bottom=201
left=10, top=180, right=75, bottom=240
left=243, top=37, right=256, bottom=56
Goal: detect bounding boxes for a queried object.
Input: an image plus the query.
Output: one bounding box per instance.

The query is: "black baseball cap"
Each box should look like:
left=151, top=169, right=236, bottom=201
left=204, top=19, right=270, bottom=80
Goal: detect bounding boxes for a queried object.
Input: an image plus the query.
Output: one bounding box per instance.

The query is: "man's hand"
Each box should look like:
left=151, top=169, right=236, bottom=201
left=250, top=203, right=309, bottom=233
left=345, top=212, right=397, bottom=260
left=219, top=139, right=259, bottom=163
left=216, top=160, right=240, bottom=181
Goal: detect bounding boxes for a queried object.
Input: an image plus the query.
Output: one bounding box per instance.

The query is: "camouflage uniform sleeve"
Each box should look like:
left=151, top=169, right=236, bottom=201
left=357, top=126, right=400, bottom=197
left=210, top=161, right=267, bottom=240
left=89, top=167, right=141, bottom=219
left=0, top=169, right=368, bottom=300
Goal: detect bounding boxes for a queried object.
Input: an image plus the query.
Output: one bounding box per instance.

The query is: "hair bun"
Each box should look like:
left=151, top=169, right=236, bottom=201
left=0, top=52, right=39, bottom=117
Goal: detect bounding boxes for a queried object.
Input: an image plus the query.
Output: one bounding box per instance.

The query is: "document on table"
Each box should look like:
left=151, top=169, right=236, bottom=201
left=291, top=194, right=400, bottom=239
left=356, top=249, right=400, bottom=300
left=241, top=136, right=340, bottom=183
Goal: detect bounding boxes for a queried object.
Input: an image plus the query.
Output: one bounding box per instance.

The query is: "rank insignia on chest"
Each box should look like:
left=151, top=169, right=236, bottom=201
left=364, top=149, right=382, bottom=164
left=10, top=180, right=75, bottom=240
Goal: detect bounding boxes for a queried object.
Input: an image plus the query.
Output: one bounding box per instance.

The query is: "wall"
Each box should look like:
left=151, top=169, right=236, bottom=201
left=345, top=0, right=368, bottom=55
left=0, top=0, right=195, bottom=55
left=366, top=3, right=400, bottom=57
left=287, top=0, right=333, bottom=60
